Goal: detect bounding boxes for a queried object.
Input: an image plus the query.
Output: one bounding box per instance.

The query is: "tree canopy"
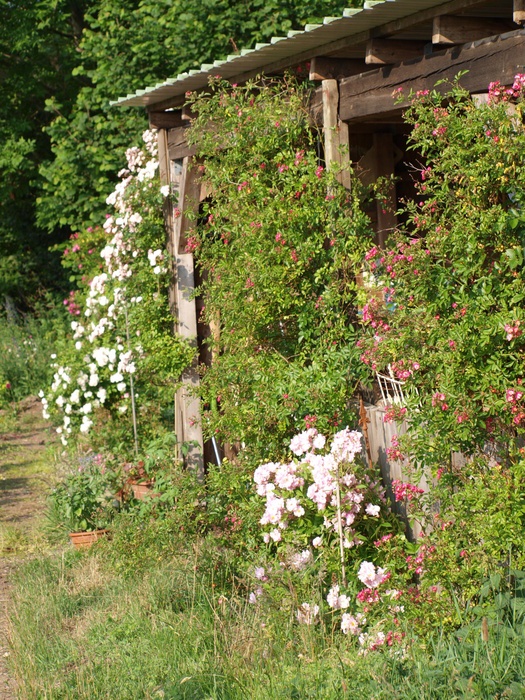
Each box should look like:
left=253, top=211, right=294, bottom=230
left=1, top=0, right=360, bottom=304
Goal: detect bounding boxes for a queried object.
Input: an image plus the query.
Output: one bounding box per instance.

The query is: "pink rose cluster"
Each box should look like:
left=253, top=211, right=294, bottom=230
left=391, top=479, right=424, bottom=503
left=254, top=427, right=383, bottom=546
left=488, top=73, right=525, bottom=103
left=505, top=386, right=525, bottom=426
left=505, top=320, right=522, bottom=342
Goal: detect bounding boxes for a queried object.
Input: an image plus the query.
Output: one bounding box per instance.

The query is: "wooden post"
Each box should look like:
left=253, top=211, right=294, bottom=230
left=173, top=157, right=204, bottom=478
left=359, top=395, right=373, bottom=468
left=158, top=128, right=205, bottom=476
left=514, top=0, right=525, bottom=25
left=321, top=79, right=351, bottom=189
left=373, top=133, right=397, bottom=248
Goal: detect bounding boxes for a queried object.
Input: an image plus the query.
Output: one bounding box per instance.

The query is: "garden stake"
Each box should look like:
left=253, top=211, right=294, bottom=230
left=335, top=462, right=347, bottom=587
left=124, top=302, right=139, bottom=459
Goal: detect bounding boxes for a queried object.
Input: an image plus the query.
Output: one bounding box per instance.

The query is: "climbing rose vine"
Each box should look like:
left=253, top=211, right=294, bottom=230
left=41, top=130, right=194, bottom=448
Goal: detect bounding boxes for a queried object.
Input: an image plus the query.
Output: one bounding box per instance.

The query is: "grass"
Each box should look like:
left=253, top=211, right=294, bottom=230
left=7, top=528, right=525, bottom=700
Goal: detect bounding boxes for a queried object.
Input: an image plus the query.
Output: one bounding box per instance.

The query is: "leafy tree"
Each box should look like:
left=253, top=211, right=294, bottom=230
left=2, top=0, right=361, bottom=302
left=37, top=0, right=361, bottom=235
left=0, top=0, right=89, bottom=301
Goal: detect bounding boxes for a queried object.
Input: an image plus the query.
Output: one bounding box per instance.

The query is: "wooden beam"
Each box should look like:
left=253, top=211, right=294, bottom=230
left=181, top=104, right=196, bottom=121
left=336, top=29, right=525, bottom=123
left=433, top=15, right=515, bottom=45
left=322, top=79, right=351, bottom=190
left=167, top=125, right=195, bottom=160
left=365, top=39, right=428, bottom=66
left=515, top=0, right=525, bottom=25
left=310, top=56, right=370, bottom=81
left=148, top=110, right=185, bottom=129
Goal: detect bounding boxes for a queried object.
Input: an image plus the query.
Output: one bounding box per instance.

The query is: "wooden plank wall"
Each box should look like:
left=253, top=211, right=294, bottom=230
left=365, top=404, right=428, bottom=539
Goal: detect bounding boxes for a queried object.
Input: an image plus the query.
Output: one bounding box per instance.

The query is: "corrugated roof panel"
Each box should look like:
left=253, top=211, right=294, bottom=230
left=111, top=0, right=474, bottom=108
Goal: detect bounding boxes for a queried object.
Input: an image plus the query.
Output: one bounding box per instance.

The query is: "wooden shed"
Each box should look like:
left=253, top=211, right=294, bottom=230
left=113, top=0, right=525, bottom=471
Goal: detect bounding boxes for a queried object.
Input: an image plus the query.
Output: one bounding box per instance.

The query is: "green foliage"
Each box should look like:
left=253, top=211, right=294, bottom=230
left=0, top=0, right=89, bottom=300
left=188, top=77, right=373, bottom=460
left=35, top=0, right=363, bottom=245
left=421, top=457, right=525, bottom=605
left=47, top=454, right=122, bottom=533
left=361, top=80, right=525, bottom=466
left=3, top=0, right=361, bottom=301
left=0, top=299, right=69, bottom=404
left=8, top=539, right=525, bottom=699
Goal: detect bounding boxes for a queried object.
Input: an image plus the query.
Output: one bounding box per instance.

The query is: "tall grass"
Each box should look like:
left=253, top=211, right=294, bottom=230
left=0, top=297, right=68, bottom=404
left=7, top=532, right=525, bottom=699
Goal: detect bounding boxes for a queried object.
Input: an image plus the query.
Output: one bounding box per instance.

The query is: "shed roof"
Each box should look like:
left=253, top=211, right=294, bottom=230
left=113, top=0, right=501, bottom=109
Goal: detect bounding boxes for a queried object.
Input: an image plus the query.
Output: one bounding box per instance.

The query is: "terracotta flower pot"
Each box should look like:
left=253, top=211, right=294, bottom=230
left=130, top=481, right=159, bottom=500
left=69, top=529, right=109, bottom=549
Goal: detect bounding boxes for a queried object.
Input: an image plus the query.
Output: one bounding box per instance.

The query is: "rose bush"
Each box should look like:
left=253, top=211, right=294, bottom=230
left=187, top=76, right=374, bottom=462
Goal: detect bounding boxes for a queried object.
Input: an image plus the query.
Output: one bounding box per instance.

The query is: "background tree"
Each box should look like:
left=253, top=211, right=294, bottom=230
left=2, top=0, right=360, bottom=305
left=0, top=0, right=90, bottom=302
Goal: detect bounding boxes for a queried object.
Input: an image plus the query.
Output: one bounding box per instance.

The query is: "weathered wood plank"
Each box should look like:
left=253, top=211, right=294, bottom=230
left=338, top=30, right=525, bottom=123
left=433, top=15, right=514, bottom=45
left=148, top=110, right=185, bottom=129
left=365, top=39, right=428, bottom=66
left=322, top=79, right=351, bottom=189
left=167, top=125, right=195, bottom=160
left=172, top=156, right=204, bottom=476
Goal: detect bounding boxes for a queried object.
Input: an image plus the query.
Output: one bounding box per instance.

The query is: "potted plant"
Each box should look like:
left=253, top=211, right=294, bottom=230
left=124, top=433, right=179, bottom=501
left=124, top=460, right=155, bottom=500
left=47, top=455, right=122, bottom=548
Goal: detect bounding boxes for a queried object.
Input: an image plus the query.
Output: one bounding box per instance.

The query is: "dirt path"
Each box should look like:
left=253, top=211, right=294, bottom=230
left=0, top=398, right=55, bottom=699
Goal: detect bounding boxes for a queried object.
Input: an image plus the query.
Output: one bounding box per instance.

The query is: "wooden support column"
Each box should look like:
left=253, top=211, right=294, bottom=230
left=172, top=157, right=204, bottom=477
left=373, top=133, right=397, bottom=248
left=321, top=79, right=351, bottom=189
left=355, top=133, right=398, bottom=246
left=158, top=127, right=204, bottom=476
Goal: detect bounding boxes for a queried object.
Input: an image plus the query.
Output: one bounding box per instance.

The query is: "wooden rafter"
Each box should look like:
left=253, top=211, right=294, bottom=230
left=167, top=125, right=195, bottom=160
left=432, top=15, right=514, bottom=45
left=365, top=39, right=428, bottom=65
left=148, top=110, right=185, bottom=130
left=309, top=56, right=372, bottom=81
